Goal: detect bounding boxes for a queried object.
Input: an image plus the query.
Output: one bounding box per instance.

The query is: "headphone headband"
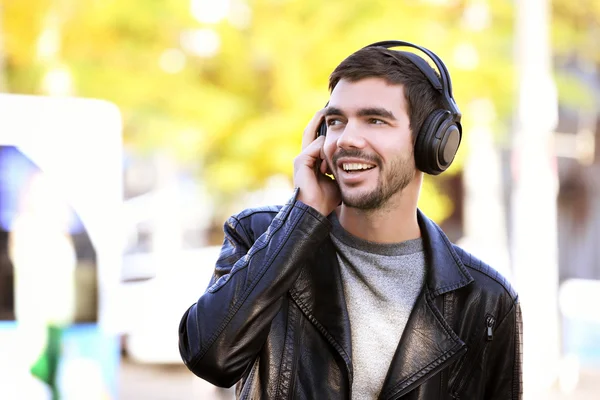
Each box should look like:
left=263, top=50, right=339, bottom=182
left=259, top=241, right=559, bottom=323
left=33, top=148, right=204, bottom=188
left=363, top=40, right=461, bottom=123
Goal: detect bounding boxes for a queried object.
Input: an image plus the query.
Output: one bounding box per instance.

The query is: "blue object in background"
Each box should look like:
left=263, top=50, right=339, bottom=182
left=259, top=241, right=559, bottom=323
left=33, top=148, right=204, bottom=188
left=562, top=317, right=600, bottom=367
left=58, top=324, right=121, bottom=399
left=0, top=145, right=84, bottom=233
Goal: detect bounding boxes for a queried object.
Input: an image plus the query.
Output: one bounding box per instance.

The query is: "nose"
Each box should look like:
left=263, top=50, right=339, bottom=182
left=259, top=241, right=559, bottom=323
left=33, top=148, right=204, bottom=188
left=336, top=121, right=367, bottom=150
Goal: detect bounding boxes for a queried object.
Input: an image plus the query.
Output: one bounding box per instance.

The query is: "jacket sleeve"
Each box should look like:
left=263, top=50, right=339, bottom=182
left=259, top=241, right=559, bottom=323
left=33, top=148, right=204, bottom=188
left=178, top=192, right=332, bottom=388
left=486, top=297, right=523, bottom=400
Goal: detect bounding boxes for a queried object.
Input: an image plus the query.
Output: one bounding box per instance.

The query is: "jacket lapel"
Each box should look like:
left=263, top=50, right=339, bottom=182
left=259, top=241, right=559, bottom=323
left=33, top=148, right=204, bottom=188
left=377, top=290, right=467, bottom=399
left=378, top=210, right=474, bottom=399
left=289, top=239, right=354, bottom=381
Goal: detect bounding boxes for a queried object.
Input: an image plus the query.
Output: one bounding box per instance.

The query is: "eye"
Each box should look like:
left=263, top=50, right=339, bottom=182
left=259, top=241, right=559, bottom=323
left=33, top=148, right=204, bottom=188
left=368, top=118, right=386, bottom=125
left=326, top=118, right=344, bottom=126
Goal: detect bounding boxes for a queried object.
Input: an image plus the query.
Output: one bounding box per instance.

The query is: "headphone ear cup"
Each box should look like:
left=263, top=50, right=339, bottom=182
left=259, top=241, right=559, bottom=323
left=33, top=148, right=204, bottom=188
left=414, top=109, right=461, bottom=175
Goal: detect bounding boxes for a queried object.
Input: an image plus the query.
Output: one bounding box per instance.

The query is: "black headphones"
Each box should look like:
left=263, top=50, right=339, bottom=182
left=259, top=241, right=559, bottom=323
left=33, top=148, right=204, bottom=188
left=318, top=40, right=462, bottom=175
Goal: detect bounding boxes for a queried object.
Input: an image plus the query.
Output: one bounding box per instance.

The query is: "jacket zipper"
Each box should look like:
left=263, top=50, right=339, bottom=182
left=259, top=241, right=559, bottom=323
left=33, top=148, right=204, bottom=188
left=451, top=315, right=496, bottom=398
left=486, top=315, right=495, bottom=341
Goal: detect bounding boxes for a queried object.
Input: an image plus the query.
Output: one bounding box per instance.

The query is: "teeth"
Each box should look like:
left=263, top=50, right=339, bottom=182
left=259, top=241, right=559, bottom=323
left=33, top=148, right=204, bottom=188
left=343, top=163, right=374, bottom=171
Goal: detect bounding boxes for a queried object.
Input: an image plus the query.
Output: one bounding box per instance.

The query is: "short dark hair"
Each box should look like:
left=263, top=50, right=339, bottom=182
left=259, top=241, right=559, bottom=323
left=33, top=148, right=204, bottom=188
left=328, top=47, right=446, bottom=140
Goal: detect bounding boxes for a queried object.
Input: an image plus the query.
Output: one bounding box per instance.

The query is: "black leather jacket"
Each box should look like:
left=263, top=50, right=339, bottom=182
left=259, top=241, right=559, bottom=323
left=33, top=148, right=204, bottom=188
left=179, top=192, right=523, bottom=399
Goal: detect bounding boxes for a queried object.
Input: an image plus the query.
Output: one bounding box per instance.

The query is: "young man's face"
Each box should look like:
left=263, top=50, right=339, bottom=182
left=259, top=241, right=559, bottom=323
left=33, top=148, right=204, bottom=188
left=322, top=77, right=417, bottom=210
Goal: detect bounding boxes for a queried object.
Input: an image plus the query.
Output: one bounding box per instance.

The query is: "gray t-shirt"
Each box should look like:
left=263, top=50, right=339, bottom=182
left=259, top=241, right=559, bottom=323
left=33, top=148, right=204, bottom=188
left=329, top=212, right=426, bottom=400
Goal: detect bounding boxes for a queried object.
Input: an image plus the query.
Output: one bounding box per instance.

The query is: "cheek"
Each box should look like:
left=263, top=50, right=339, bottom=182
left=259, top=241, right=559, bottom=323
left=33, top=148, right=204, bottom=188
left=377, top=136, right=412, bottom=160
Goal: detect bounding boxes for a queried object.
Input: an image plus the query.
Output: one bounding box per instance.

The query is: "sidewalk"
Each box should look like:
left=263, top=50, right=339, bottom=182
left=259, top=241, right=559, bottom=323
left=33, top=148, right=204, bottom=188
left=118, top=358, right=600, bottom=399
left=119, top=358, right=234, bottom=400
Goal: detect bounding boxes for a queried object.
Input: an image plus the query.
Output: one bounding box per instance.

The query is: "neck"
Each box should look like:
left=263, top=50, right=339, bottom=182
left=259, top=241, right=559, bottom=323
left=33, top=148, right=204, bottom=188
left=336, top=178, right=422, bottom=244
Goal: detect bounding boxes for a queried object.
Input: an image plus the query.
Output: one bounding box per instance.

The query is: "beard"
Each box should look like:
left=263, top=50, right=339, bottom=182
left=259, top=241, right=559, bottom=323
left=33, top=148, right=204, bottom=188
left=329, top=149, right=415, bottom=211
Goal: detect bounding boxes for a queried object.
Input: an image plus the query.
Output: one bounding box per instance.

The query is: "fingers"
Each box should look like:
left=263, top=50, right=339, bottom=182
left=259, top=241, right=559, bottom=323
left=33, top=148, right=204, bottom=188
left=303, top=135, right=325, bottom=158
left=301, top=108, right=327, bottom=150
left=294, top=135, right=325, bottom=169
left=320, top=159, right=328, bottom=175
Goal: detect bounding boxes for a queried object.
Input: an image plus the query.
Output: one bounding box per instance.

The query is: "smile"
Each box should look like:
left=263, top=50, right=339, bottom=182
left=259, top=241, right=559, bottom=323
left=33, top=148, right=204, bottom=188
left=342, top=163, right=375, bottom=172
left=337, top=165, right=377, bottom=185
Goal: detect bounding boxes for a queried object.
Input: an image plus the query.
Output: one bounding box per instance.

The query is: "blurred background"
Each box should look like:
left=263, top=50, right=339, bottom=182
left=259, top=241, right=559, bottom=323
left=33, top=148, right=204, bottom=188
left=0, top=0, right=599, bottom=399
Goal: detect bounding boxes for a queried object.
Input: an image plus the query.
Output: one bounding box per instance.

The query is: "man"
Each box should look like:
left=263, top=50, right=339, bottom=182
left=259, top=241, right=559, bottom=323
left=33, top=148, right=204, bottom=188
left=179, top=40, right=522, bottom=399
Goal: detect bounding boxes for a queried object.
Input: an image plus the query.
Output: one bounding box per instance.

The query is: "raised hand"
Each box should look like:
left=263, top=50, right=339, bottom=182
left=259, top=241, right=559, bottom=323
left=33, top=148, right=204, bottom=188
left=293, top=109, right=341, bottom=216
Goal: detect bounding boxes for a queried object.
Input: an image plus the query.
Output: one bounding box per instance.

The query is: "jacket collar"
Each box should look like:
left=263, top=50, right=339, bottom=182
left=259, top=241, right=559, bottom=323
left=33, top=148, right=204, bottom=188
left=416, top=209, right=474, bottom=297
left=290, top=209, right=474, bottom=395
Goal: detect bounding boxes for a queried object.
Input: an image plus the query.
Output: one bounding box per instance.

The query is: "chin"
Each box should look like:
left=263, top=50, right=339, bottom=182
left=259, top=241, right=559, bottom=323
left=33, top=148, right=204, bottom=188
left=340, top=190, right=378, bottom=208
left=340, top=186, right=373, bottom=199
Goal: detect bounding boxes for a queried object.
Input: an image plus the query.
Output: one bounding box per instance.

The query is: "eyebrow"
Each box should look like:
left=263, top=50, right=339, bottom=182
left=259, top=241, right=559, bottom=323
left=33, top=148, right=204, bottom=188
left=324, top=106, right=397, bottom=120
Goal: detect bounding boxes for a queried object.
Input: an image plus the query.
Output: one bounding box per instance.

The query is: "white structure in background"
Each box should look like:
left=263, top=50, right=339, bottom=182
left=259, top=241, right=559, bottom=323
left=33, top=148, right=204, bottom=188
left=458, top=98, right=511, bottom=281
left=235, top=174, right=295, bottom=211
left=120, top=150, right=294, bottom=364
left=120, top=152, right=219, bottom=363
left=122, top=245, right=222, bottom=364
left=120, top=153, right=214, bottom=280
left=557, top=278, right=600, bottom=393
left=512, top=0, right=561, bottom=397
left=0, top=94, right=123, bottom=330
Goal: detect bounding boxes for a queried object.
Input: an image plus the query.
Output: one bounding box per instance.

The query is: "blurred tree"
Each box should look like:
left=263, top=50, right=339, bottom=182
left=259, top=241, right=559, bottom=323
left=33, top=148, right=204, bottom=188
left=7, top=0, right=596, bottom=222
left=0, top=4, right=8, bottom=92
left=551, top=0, right=599, bottom=111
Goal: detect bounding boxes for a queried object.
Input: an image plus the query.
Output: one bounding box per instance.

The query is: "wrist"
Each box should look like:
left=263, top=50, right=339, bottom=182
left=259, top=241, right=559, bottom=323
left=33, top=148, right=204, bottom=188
left=296, top=194, right=330, bottom=217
